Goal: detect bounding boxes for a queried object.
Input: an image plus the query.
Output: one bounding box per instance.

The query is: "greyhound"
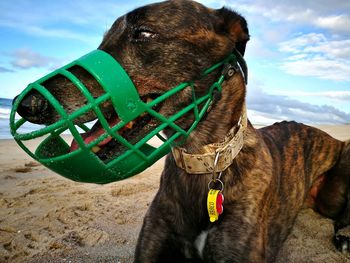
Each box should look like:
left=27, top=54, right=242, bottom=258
left=15, top=1, right=350, bottom=262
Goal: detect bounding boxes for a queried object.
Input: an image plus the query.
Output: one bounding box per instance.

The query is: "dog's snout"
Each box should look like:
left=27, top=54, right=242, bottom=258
left=16, top=92, right=51, bottom=124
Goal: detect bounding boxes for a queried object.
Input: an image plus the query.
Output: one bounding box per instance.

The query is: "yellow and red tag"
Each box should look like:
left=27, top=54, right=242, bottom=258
left=207, top=189, right=224, bottom=222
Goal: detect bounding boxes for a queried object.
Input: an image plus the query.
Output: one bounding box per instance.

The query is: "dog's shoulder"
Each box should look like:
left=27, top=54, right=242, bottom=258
left=259, top=120, right=304, bottom=139
left=257, top=121, right=318, bottom=153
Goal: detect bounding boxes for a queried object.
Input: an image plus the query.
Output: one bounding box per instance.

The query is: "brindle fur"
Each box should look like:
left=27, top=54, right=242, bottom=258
left=16, top=0, right=350, bottom=262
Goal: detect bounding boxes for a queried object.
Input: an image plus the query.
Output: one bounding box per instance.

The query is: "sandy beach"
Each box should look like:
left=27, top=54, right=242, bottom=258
left=1, top=124, right=350, bottom=262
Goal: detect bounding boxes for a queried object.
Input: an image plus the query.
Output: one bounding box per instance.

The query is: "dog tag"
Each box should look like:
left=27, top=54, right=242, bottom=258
left=207, top=189, right=224, bottom=222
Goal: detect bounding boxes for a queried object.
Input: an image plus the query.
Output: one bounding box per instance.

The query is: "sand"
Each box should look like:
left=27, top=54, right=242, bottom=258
left=0, top=125, right=350, bottom=263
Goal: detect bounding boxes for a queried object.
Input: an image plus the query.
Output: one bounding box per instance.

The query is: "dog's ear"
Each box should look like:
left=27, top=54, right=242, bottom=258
left=214, top=8, right=250, bottom=56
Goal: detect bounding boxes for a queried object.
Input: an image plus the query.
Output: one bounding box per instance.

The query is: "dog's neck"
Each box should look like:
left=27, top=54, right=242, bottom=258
left=183, top=73, right=247, bottom=154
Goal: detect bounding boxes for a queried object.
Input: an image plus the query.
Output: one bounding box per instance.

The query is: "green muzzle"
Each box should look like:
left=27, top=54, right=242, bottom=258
left=10, top=49, right=239, bottom=184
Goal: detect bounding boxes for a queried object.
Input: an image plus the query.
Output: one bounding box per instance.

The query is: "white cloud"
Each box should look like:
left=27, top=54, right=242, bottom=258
left=315, top=15, right=350, bottom=34
left=279, top=33, right=326, bottom=53
left=247, top=109, right=281, bottom=125
left=195, top=0, right=350, bottom=124
left=10, top=48, right=59, bottom=70
left=280, top=33, right=350, bottom=59
left=278, top=33, right=350, bottom=81
left=273, top=90, right=350, bottom=102
left=306, top=40, right=350, bottom=60
left=247, top=86, right=350, bottom=124
left=281, top=57, right=350, bottom=81
left=235, top=0, right=350, bottom=35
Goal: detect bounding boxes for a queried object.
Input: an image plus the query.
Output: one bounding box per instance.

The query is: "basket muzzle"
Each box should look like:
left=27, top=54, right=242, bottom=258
left=10, top=49, right=237, bottom=184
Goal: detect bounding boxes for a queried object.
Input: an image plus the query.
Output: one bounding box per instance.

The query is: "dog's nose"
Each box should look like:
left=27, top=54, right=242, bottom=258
left=16, top=92, right=50, bottom=124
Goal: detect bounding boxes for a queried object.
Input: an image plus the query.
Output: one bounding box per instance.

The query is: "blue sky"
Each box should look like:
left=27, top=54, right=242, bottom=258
left=0, top=0, right=349, bottom=124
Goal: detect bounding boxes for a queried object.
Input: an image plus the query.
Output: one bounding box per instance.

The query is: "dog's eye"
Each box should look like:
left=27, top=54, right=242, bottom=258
left=132, top=28, right=157, bottom=42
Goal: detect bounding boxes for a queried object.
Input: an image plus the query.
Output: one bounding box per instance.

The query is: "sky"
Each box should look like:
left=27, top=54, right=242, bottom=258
left=0, top=0, right=349, bottom=125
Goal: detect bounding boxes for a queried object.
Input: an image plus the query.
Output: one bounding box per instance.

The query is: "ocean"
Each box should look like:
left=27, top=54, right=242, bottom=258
left=0, top=98, right=13, bottom=139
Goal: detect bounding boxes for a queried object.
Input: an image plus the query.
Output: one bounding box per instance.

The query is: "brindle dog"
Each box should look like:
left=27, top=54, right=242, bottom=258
left=16, top=0, right=350, bottom=262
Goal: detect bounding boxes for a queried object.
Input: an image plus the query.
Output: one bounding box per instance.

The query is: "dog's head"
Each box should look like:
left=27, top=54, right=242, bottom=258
left=99, top=0, right=249, bottom=95
left=16, top=0, right=249, bottom=161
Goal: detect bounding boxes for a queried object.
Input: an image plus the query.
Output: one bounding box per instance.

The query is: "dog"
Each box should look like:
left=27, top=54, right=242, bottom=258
left=15, top=0, right=350, bottom=262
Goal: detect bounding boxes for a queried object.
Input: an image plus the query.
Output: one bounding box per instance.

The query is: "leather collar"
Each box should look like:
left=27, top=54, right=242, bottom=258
left=171, top=104, right=247, bottom=174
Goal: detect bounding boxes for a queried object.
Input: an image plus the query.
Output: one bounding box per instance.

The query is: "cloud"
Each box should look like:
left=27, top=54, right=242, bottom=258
left=0, top=66, right=14, bottom=73
left=227, top=0, right=350, bottom=123
left=315, top=15, right=350, bottom=34
left=235, top=0, right=350, bottom=35
left=10, top=48, right=59, bottom=70
left=273, top=90, right=350, bottom=102
left=247, top=86, right=350, bottom=124
left=279, top=33, right=350, bottom=59
left=280, top=57, right=350, bottom=81
left=278, top=33, right=350, bottom=81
